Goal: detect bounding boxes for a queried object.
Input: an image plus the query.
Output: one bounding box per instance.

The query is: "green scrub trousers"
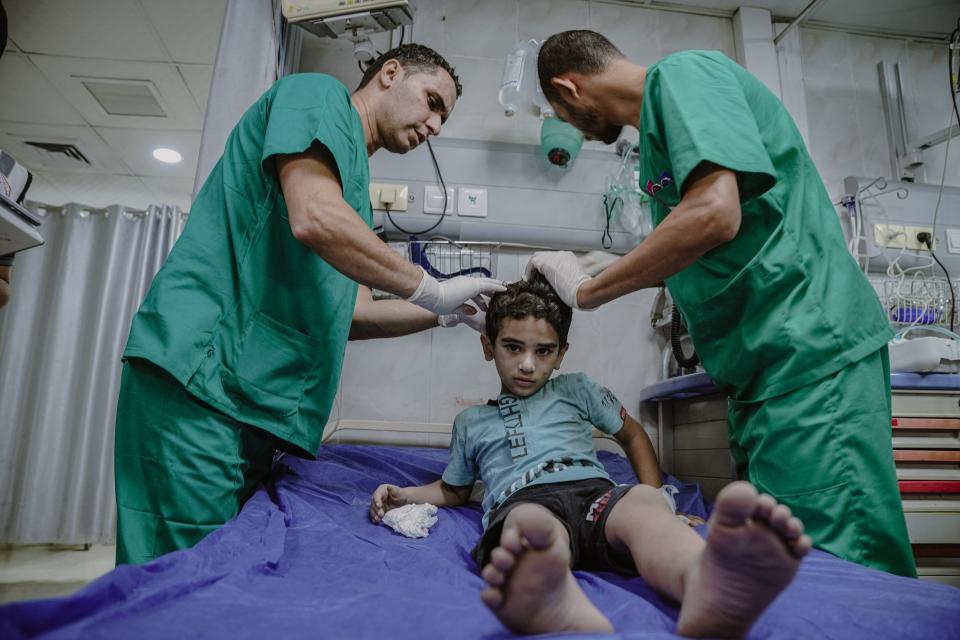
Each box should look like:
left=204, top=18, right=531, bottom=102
left=727, top=348, right=916, bottom=577
left=115, top=358, right=278, bottom=565
left=638, top=50, right=914, bottom=576
left=115, top=73, right=371, bottom=565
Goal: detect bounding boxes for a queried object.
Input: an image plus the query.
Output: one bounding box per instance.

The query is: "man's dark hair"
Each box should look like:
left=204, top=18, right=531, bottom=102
left=485, top=273, right=573, bottom=346
left=537, top=30, right=623, bottom=104
left=358, top=43, right=462, bottom=98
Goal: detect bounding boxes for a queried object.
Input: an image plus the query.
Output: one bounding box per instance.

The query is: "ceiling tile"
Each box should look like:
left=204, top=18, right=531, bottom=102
left=30, top=55, right=202, bottom=130
left=178, top=64, right=214, bottom=112
left=5, top=0, right=168, bottom=61
left=22, top=173, right=70, bottom=206
left=95, top=127, right=199, bottom=179
left=0, top=122, right=129, bottom=173
left=140, top=0, right=227, bottom=65
left=810, top=0, right=958, bottom=39
left=630, top=0, right=954, bottom=38
left=0, top=53, right=85, bottom=125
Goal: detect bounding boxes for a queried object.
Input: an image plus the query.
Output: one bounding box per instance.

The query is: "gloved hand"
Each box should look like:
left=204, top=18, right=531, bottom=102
left=438, top=302, right=488, bottom=333
left=524, top=251, right=591, bottom=309
left=407, top=268, right=506, bottom=316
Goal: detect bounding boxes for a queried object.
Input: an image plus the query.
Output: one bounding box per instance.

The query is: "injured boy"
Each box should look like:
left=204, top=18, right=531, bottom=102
left=369, top=275, right=811, bottom=637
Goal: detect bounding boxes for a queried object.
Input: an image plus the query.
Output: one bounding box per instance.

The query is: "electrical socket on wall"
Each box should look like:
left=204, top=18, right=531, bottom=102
left=873, top=223, right=934, bottom=251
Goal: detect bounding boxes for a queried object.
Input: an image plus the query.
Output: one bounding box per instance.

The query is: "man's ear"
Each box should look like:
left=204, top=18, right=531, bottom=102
left=550, top=76, right=581, bottom=104
left=480, top=334, right=495, bottom=361
left=554, top=343, right=569, bottom=370
left=379, top=59, right=403, bottom=88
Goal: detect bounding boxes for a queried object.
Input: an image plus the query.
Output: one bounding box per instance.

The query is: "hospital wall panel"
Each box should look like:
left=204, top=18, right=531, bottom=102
left=337, top=248, right=665, bottom=443
left=800, top=27, right=960, bottom=197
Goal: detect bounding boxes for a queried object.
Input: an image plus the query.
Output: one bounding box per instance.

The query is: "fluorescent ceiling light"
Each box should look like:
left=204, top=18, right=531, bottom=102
left=152, top=148, right=182, bottom=164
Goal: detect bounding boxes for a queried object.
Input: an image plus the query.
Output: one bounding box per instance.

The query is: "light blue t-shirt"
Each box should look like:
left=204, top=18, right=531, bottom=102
left=442, top=372, right=626, bottom=528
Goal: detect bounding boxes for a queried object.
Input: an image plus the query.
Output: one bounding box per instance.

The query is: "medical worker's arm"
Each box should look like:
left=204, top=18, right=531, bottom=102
left=369, top=479, right=472, bottom=523
left=350, top=286, right=489, bottom=339
left=350, top=285, right=439, bottom=339
left=614, top=414, right=663, bottom=488
left=278, top=147, right=425, bottom=297
left=0, top=265, right=10, bottom=308
left=277, top=146, right=504, bottom=312
left=576, top=162, right=741, bottom=309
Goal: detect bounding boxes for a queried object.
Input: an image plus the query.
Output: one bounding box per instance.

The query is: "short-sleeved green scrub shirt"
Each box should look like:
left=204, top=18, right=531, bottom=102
left=123, top=73, right=372, bottom=457
left=637, top=50, right=892, bottom=402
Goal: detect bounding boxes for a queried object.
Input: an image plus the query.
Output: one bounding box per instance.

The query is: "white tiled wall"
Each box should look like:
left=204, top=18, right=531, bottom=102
left=331, top=247, right=663, bottom=428
left=299, top=0, right=736, bottom=149
left=800, top=27, right=959, bottom=199
left=311, top=3, right=957, bottom=434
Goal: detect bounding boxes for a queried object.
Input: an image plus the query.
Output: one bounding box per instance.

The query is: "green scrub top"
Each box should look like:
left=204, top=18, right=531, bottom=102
left=123, top=73, right=372, bottom=457
left=638, top=51, right=892, bottom=401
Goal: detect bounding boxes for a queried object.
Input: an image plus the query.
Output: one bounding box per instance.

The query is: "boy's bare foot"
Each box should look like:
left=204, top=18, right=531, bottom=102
left=677, top=481, right=812, bottom=638
left=479, top=504, right=613, bottom=634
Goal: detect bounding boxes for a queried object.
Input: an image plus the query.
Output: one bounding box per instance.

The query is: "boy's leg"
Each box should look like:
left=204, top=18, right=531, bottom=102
left=604, top=482, right=811, bottom=638
left=479, top=502, right=613, bottom=634
left=114, top=358, right=277, bottom=565
left=727, top=347, right=916, bottom=577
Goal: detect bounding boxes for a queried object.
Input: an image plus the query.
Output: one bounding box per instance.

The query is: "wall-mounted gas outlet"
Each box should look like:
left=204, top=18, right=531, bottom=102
left=369, top=182, right=409, bottom=211
left=458, top=187, right=487, bottom=217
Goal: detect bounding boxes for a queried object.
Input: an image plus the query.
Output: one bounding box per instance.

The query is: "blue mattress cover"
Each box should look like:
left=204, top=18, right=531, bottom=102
left=2, top=445, right=959, bottom=639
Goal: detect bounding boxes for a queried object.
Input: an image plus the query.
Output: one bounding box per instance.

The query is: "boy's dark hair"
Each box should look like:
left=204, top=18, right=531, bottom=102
left=358, top=43, right=463, bottom=98
left=485, top=273, right=573, bottom=345
left=537, top=30, right=623, bottom=105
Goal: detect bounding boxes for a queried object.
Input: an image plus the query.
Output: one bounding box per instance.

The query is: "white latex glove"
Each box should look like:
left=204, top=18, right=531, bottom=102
left=438, top=303, right=487, bottom=333
left=406, top=268, right=506, bottom=316
left=578, top=250, right=620, bottom=276
left=524, top=251, right=591, bottom=310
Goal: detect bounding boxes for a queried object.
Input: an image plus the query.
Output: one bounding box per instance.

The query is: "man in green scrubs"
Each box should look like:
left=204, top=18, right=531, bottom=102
left=528, top=31, right=915, bottom=577
left=115, top=44, right=505, bottom=565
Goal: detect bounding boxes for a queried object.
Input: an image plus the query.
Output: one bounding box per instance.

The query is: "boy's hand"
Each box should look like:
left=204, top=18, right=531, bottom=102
left=370, top=484, right=408, bottom=523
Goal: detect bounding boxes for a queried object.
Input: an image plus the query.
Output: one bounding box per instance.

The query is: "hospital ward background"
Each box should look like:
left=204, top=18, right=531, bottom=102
left=1, top=0, right=960, bottom=638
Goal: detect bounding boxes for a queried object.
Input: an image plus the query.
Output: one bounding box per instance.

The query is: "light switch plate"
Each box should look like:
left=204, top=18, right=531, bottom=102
left=423, top=186, right=455, bottom=214
left=947, top=228, right=960, bottom=254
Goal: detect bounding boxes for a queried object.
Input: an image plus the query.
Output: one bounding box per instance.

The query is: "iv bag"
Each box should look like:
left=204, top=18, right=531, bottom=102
left=619, top=191, right=653, bottom=239
left=531, top=42, right=554, bottom=118
left=499, top=40, right=538, bottom=117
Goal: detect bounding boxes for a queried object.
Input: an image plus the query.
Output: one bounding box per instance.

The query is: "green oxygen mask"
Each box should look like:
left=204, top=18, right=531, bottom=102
left=540, top=116, right=584, bottom=168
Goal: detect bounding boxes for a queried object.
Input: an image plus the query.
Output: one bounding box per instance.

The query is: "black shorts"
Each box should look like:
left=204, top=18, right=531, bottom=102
left=471, top=478, right=636, bottom=575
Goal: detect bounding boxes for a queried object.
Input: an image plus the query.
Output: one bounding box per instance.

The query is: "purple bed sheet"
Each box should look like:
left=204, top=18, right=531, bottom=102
left=2, top=445, right=959, bottom=639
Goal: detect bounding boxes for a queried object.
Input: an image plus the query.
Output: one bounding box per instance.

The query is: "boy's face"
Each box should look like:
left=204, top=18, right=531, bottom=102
left=481, top=315, right=568, bottom=397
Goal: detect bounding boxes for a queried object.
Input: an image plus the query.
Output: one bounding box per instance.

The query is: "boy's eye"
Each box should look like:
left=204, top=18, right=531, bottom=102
left=537, top=348, right=552, bottom=356
left=506, top=344, right=521, bottom=352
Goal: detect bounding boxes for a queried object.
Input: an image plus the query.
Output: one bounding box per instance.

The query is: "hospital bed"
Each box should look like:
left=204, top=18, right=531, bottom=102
left=2, top=436, right=959, bottom=638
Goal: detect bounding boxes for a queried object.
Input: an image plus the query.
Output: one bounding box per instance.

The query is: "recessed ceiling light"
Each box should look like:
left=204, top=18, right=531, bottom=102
left=152, top=148, right=182, bottom=164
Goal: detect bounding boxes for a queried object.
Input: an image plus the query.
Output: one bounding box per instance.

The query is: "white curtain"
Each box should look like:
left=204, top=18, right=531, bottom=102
left=0, top=203, right=183, bottom=544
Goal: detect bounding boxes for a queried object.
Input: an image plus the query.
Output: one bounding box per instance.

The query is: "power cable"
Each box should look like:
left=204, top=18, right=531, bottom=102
left=384, top=138, right=449, bottom=236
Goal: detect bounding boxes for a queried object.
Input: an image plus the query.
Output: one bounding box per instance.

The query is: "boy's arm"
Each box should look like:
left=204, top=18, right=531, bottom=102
left=613, top=414, right=663, bottom=488
left=369, top=479, right=472, bottom=523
